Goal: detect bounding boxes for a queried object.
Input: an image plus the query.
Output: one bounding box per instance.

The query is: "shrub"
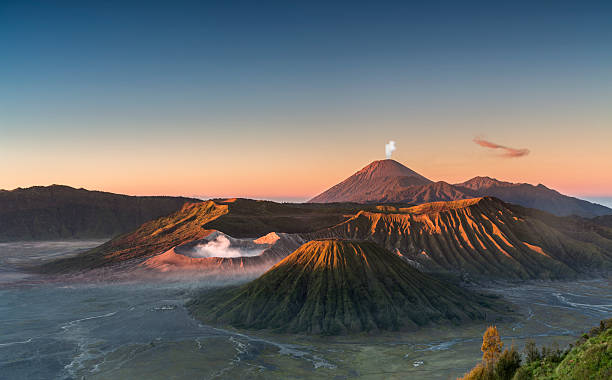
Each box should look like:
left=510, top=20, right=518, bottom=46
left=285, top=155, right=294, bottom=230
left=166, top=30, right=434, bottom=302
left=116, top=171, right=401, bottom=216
left=494, top=346, right=521, bottom=380
left=460, top=328, right=522, bottom=380
left=523, top=340, right=540, bottom=364
left=511, top=366, right=532, bottom=380
left=540, top=341, right=563, bottom=363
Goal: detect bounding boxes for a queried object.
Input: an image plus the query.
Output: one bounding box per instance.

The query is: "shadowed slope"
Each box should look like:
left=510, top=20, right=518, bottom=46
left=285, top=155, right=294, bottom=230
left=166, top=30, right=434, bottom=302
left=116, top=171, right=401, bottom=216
left=39, top=201, right=227, bottom=272
left=592, top=214, right=612, bottom=228
left=309, top=198, right=612, bottom=280
left=455, top=177, right=612, bottom=217
left=0, top=185, right=197, bottom=241
left=189, top=240, right=504, bottom=335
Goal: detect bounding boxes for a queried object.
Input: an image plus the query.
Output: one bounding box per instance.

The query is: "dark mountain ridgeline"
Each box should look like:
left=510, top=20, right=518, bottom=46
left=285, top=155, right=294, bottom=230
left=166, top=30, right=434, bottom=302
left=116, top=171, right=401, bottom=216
left=455, top=176, right=612, bottom=218
left=0, top=185, right=197, bottom=241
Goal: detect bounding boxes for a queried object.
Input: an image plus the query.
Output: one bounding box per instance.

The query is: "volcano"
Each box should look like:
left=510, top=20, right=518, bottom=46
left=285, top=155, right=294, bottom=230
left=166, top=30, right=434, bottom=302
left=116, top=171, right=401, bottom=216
left=308, top=197, right=612, bottom=280
left=308, top=160, right=612, bottom=217
left=309, top=160, right=432, bottom=203
left=39, top=198, right=376, bottom=273
left=188, top=240, right=503, bottom=335
left=42, top=196, right=612, bottom=281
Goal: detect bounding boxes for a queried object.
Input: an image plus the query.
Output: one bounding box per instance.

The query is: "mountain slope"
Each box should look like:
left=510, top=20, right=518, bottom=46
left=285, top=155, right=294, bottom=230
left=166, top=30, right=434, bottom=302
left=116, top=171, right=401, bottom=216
left=309, top=160, right=432, bottom=203
left=591, top=215, right=612, bottom=228
left=455, top=176, right=612, bottom=217
left=188, top=240, right=504, bottom=335
left=308, top=161, right=612, bottom=217
left=0, top=185, right=197, bottom=241
left=309, top=197, right=612, bottom=280
left=38, top=199, right=371, bottom=273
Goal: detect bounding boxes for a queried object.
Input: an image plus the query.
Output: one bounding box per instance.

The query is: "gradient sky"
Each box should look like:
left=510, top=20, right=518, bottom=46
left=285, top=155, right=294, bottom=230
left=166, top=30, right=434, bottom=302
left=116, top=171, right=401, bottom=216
left=1, top=1, right=611, bottom=202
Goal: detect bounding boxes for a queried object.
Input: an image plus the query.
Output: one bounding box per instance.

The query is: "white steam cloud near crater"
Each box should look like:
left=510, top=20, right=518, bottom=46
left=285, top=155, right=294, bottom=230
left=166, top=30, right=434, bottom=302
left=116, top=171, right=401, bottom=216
left=385, top=140, right=396, bottom=159
left=192, top=235, right=265, bottom=258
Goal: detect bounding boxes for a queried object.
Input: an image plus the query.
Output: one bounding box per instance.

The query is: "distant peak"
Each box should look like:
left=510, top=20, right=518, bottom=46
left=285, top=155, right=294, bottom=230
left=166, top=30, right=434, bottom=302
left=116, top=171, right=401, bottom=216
left=307, top=159, right=433, bottom=203
left=355, top=160, right=431, bottom=181
left=456, top=176, right=510, bottom=190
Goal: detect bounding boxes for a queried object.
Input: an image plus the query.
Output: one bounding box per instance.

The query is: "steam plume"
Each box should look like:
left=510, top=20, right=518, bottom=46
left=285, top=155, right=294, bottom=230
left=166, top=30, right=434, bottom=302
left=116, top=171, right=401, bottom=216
left=385, top=140, right=396, bottom=159
left=193, top=235, right=264, bottom=258
left=474, top=137, right=529, bottom=158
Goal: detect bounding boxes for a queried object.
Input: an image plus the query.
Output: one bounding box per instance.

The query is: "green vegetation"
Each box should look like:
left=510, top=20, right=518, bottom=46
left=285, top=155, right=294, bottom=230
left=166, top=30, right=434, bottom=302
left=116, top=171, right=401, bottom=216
left=460, top=318, right=612, bottom=380
left=188, top=240, right=505, bottom=335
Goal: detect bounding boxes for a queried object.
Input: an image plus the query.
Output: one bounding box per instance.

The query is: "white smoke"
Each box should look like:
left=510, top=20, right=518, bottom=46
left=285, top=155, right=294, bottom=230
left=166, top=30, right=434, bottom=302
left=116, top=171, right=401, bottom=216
left=192, top=235, right=265, bottom=258
left=385, top=140, right=396, bottom=159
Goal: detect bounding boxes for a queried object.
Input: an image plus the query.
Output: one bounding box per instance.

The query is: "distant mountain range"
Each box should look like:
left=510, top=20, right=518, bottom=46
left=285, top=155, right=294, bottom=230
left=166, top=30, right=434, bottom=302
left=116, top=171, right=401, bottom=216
left=188, top=240, right=504, bottom=334
left=4, top=162, right=610, bottom=242
left=309, top=160, right=612, bottom=218
left=0, top=185, right=198, bottom=241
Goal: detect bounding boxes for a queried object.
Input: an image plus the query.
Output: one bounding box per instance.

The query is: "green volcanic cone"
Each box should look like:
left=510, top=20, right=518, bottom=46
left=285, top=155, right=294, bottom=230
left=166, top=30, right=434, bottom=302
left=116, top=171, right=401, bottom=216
left=189, top=239, right=504, bottom=335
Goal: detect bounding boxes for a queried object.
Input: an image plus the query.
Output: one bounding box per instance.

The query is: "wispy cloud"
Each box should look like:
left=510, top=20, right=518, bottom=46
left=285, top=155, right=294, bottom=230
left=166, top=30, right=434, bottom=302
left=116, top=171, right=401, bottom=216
left=473, top=137, right=530, bottom=158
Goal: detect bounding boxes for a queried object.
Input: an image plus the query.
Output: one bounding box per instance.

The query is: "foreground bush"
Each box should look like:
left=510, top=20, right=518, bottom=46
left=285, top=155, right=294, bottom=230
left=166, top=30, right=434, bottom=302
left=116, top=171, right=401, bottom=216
left=459, top=318, right=611, bottom=380
left=515, top=319, right=611, bottom=379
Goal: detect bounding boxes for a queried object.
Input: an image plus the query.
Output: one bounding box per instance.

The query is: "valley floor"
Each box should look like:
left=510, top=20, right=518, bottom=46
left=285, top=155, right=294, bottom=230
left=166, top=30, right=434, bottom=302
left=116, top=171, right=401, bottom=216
left=1, top=241, right=610, bottom=379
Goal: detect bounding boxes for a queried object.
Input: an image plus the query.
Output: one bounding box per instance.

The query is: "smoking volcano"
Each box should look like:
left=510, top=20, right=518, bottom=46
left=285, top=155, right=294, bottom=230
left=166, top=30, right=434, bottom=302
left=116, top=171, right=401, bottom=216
left=187, top=232, right=266, bottom=258
left=308, top=159, right=612, bottom=217
left=188, top=240, right=505, bottom=335
left=143, top=231, right=304, bottom=275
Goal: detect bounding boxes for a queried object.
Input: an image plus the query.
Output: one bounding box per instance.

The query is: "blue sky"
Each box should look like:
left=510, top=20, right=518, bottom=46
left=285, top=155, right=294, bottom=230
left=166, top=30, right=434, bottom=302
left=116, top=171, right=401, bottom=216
left=1, top=1, right=611, bottom=199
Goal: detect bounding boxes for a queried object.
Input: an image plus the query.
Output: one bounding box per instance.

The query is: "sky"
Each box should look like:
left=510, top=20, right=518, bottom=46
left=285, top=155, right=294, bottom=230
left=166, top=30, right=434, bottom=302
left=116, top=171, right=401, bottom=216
left=1, top=1, right=611, bottom=203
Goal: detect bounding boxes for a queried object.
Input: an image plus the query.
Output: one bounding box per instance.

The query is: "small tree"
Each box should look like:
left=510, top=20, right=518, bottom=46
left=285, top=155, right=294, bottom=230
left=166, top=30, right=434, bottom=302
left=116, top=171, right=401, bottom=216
left=460, top=328, right=522, bottom=380
left=524, top=340, right=540, bottom=364
left=481, top=325, right=504, bottom=365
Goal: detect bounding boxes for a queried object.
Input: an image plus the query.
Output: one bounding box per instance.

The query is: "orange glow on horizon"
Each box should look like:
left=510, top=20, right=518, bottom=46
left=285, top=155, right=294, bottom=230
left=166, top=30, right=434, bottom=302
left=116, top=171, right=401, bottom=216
left=2, top=119, right=611, bottom=201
